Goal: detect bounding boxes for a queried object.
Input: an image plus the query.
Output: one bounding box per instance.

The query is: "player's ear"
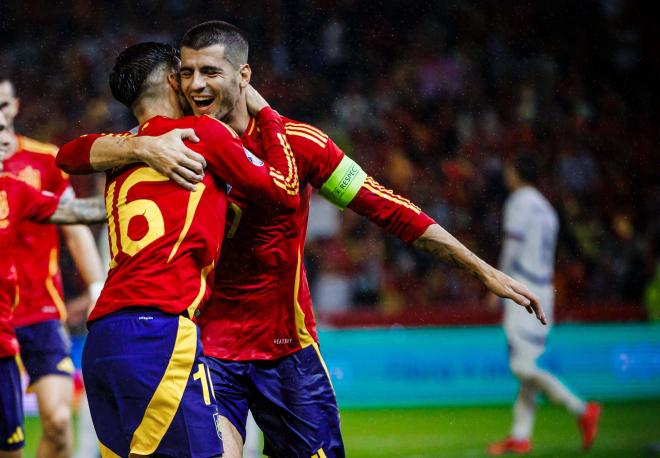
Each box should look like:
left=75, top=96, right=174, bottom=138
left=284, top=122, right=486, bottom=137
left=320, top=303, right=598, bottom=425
left=167, top=71, right=181, bottom=92
left=238, top=64, right=251, bottom=89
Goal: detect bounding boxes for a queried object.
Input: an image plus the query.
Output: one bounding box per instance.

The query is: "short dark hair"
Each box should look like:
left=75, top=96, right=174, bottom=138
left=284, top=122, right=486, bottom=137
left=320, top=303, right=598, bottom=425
left=181, top=20, right=248, bottom=67
left=512, top=153, right=540, bottom=185
left=109, top=42, right=180, bottom=108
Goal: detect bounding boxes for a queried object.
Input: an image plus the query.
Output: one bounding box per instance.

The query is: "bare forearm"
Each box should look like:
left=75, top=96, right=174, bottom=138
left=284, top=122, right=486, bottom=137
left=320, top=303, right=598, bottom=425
left=412, top=223, right=492, bottom=281
left=61, top=223, right=105, bottom=285
left=50, top=196, right=106, bottom=225
left=413, top=224, right=546, bottom=323
left=89, top=136, right=142, bottom=171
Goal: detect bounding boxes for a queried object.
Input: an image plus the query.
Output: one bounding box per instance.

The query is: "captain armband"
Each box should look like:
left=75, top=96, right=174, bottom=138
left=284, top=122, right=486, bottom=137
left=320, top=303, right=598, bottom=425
left=319, top=155, right=367, bottom=209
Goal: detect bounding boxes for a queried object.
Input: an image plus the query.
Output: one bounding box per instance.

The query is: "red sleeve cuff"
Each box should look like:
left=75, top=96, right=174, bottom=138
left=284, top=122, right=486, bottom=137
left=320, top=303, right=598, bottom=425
left=56, top=134, right=101, bottom=174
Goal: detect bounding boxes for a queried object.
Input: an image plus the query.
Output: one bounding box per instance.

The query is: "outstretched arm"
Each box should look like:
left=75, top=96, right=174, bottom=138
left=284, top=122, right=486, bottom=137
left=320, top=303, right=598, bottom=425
left=57, top=130, right=206, bottom=191
left=413, top=224, right=546, bottom=324
left=312, top=147, right=545, bottom=323
left=49, top=196, right=106, bottom=225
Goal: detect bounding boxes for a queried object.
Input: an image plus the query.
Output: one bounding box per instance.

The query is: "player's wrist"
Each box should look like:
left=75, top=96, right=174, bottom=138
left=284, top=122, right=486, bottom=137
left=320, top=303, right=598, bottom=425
left=131, top=136, right=150, bottom=162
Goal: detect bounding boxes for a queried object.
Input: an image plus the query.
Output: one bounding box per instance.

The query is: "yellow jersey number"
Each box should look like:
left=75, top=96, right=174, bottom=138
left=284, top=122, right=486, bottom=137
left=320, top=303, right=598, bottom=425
left=106, top=167, right=205, bottom=269
left=192, top=363, right=214, bottom=405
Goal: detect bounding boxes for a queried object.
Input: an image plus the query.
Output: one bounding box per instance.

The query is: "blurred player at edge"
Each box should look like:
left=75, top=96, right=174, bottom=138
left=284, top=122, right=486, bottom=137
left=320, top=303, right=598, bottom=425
left=0, top=74, right=105, bottom=458
left=58, top=42, right=300, bottom=457
left=486, top=155, right=601, bottom=455
left=57, top=21, right=546, bottom=458
left=0, top=111, right=106, bottom=458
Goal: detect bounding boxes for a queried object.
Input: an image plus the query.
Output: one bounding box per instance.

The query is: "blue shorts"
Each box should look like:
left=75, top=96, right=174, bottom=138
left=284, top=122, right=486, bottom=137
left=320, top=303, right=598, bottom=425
left=82, top=308, right=223, bottom=458
left=208, top=344, right=344, bottom=458
left=0, top=356, right=24, bottom=451
left=15, top=319, right=74, bottom=386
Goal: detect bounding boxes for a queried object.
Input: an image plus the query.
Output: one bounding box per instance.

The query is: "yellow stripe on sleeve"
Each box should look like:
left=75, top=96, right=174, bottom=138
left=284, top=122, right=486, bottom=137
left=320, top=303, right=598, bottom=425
left=285, top=122, right=328, bottom=141
left=285, top=129, right=327, bottom=148
left=364, top=177, right=421, bottom=213
left=129, top=317, right=197, bottom=455
left=267, top=132, right=299, bottom=195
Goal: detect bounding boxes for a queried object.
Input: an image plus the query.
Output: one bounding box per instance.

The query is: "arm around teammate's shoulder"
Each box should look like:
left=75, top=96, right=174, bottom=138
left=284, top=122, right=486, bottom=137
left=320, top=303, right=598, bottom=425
left=57, top=129, right=205, bottom=192
left=197, top=114, right=299, bottom=211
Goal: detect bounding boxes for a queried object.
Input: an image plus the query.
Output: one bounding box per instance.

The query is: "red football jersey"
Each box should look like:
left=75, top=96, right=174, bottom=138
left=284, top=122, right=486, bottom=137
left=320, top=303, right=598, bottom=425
left=87, top=110, right=299, bottom=322
left=2, top=136, right=70, bottom=327
left=0, top=174, right=59, bottom=357
left=198, top=117, right=435, bottom=360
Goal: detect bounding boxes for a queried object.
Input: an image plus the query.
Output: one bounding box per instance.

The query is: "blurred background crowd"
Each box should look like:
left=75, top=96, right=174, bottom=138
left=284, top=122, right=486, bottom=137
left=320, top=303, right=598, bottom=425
left=1, top=0, right=658, bottom=324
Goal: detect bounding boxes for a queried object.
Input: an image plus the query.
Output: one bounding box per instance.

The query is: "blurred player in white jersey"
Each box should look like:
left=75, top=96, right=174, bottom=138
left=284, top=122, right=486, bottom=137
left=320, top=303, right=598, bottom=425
left=487, top=155, right=601, bottom=455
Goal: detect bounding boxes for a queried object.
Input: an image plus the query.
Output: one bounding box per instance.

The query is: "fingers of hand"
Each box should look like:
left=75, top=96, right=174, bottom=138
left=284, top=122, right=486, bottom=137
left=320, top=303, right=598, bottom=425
left=536, top=306, right=548, bottom=325
left=170, top=174, right=198, bottom=192
left=178, top=128, right=200, bottom=143
left=509, top=289, right=530, bottom=307
left=173, top=165, right=204, bottom=184
left=178, top=155, right=205, bottom=176
left=183, top=150, right=207, bottom=170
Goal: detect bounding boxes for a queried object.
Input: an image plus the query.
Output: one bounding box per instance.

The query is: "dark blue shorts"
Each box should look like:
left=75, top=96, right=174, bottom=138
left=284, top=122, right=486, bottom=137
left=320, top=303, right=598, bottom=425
left=0, top=356, right=24, bottom=451
left=208, top=344, right=344, bottom=458
left=82, top=308, right=223, bottom=458
left=15, top=319, right=73, bottom=386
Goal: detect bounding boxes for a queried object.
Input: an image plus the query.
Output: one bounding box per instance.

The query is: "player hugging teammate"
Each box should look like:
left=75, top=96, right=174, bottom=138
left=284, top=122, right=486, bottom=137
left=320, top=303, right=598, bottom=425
left=56, top=21, right=544, bottom=458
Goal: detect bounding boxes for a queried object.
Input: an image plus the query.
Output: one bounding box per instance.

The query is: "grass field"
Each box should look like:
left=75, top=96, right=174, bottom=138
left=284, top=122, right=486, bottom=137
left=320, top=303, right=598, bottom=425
left=23, top=400, right=660, bottom=457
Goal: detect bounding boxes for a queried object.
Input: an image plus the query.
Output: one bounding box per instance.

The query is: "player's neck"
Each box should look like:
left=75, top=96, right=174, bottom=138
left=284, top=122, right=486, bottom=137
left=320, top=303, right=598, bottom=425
left=223, top=102, right=250, bottom=135
left=134, top=100, right=183, bottom=125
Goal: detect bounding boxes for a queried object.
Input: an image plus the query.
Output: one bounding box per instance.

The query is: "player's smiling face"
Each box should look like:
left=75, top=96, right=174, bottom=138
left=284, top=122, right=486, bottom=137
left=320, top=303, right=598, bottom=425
left=180, top=44, right=242, bottom=119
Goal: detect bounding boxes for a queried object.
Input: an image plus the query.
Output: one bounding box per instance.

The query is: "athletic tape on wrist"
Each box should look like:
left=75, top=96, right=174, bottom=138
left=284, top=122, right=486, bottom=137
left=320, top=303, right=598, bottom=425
left=319, top=155, right=367, bottom=209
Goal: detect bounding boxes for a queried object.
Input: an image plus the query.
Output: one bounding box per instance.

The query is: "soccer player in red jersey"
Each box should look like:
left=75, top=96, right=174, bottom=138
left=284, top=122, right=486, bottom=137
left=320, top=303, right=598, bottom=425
left=0, top=75, right=105, bottom=458
left=59, top=23, right=544, bottom=458
left=58, top=42, right=300, bottom=457
left=0, top=111, right=105, bottom=458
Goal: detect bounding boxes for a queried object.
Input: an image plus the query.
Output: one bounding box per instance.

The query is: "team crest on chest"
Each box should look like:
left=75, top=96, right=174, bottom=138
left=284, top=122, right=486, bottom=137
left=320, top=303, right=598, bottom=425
left=17, top=166, right=41, bottom=190
left=0, top=191, right=9, bottom=228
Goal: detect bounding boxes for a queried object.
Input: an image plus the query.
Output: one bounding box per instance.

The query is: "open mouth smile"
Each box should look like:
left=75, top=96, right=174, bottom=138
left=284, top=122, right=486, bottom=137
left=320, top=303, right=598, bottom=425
left=191, top=95, right=215, bottom=108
